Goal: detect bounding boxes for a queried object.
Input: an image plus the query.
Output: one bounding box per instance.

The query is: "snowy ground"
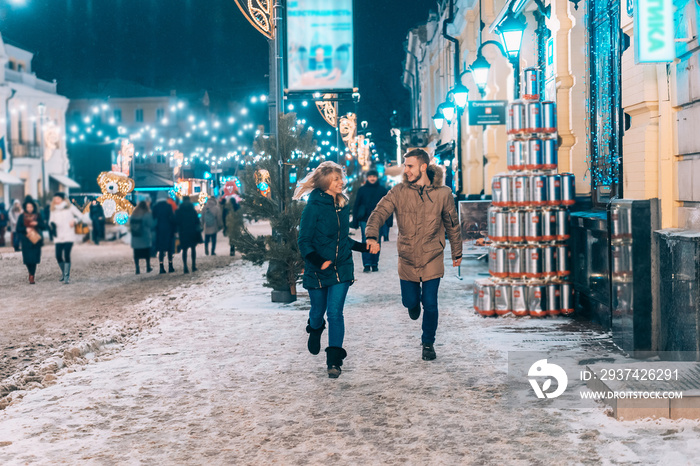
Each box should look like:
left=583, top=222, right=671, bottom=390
left=1, top=226, right=699, bottom=464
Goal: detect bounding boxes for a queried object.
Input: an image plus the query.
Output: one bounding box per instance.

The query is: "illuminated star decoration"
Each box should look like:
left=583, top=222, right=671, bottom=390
left=255, top=169, right=272, bottom=197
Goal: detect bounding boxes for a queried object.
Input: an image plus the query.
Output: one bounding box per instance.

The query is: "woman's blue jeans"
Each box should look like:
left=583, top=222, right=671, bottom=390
left=308, top=281, right=351, bottom=348
left=400, top=278, right=440, bottom=345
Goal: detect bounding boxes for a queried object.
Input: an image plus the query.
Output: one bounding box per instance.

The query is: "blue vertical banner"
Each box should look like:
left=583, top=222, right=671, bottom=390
left=633, top=0, right=675, bottom=62
left=0, top=136, right=5, bottom=163
left=286, top=0, right=355, bottom=92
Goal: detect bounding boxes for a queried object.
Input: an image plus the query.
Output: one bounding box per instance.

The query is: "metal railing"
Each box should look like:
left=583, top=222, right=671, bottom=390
left=10, top=139, right=42, bottom=158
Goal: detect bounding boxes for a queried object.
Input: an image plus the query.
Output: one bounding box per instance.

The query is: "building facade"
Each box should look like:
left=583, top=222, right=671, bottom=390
left=0, top=34, right=73, bottom=204
left=403, top=0, right=699, bottom=356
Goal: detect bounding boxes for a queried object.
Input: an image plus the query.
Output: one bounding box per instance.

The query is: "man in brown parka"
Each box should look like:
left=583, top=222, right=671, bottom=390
left=365, top=149, right=462, bottom=361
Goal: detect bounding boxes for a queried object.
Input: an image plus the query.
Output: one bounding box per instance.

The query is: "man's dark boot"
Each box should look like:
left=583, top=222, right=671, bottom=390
left=363, top=266, right=371, bottom=273
left=306, top=319, right=326, bottom=355
left=168, top=261, right=175, bottom=273
left=422, top=344, right=436, bottom=361
left=159, top=263, right=167, bottom=274
left=135, top=262, right=140, bottom=275
left=325, top=347, right=347, bottom=378
left=408, top=303, right=421, bottom=320
left=230, top=245, right=235, bottom=256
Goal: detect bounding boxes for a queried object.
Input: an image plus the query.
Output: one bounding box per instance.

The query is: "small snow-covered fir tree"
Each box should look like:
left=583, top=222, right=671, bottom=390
left=229, top=113, right=315, bottom=297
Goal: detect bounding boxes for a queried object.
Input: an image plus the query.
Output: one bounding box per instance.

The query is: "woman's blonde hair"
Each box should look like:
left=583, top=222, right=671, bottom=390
left=293, top=161, right=348, bottom=207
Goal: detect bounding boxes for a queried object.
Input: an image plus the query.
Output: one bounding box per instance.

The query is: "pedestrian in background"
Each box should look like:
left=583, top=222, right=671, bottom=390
left=8, top=199, right=22, bottom=251
left=15, top=196, right=46, bottom=284
left=49, top=192, right=89, bottom=284
left=294, top=161, right=369, bottom=378
left=223, top=196, right=242, bottom=257
left=201, top=197, right=223, bottom=255
left=0, top=202, right=8, bottom=247
left=352, top=169, right=389, bottom=273
left=175, top=196, right=201, bottom=274
left=129, top=200, right=155, bottom=274
left=89, top=200, right=105, bottom=245
left=365, top=149, right=462, bottom=361
left=152, top=192, right=176, bottom=273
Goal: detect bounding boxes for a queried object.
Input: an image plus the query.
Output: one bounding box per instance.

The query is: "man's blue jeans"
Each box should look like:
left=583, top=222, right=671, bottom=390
left=308, top=281, right=351, bottom=348
left=400, top=278, right=441, bottom=345
left=360, top=221, right=381, bottom=267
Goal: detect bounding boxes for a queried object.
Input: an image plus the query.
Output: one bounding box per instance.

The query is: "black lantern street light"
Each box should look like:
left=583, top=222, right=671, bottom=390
left=465, top=13, right=526, bottom=98
left=432, top=106, right=445, bottom=133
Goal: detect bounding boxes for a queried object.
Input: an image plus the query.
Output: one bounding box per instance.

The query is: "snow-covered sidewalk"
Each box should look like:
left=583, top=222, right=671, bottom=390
left=0, top=235, right=698, bottom=464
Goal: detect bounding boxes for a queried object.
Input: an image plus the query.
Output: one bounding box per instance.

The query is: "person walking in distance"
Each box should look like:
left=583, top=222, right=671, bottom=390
left=201, top=197, right=223, bottom=256
left=0, top=202, right=8, bottom=247
left=49, top=192, right=90, bottom=284
left=152, top=192, right=177, bottom=273
left=89, top=200, right=106, bottom=245
left=15, top=196, right=46, bottom=284
left=352, top=169, right=389, bottom=273
left=175, top=195, right=202, bottom=274
left=8, top=199, right=22, bottom=251
left=365, top=149, right=462, bottom=361
left=295, top=161, right=370, bottom=378
left=129, top=200, right=155, bottom=274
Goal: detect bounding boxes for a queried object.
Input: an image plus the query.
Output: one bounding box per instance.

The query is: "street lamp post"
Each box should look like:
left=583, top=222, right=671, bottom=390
left=37, top=102, right=47, bottom=199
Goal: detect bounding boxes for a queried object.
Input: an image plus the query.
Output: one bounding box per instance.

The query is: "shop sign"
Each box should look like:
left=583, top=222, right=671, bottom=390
left=468, top=101, right=507, bottom=126
left=634, top=0, right=675, bottom=63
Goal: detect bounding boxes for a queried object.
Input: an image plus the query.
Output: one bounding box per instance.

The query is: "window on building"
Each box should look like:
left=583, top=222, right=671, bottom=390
left=135, top=108, right=143, bottom=122
left=113, top=109, right=122, bottom=123
left=156, top=108, right=164, bottom=120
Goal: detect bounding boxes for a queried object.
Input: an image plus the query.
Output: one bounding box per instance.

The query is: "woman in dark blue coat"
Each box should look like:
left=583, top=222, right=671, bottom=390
left=175, top=196, right=202, bottom=274
left=294, top=162, right=369, bottom=378
left=152, top=195, right=177, bottom=273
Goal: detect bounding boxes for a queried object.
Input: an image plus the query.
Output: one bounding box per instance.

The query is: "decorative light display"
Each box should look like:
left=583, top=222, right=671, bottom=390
left=255, top=169, right=272, bottom=197
left=114, top=139, right=135, bottom=175
left=114, top=211, right=129, bottom=225
left=315, top=94, right=338, bottom=128
left=87, top=171, right=135, bottom=222
left=233, top=0, right=274, bottom=39
left=339, top=113, right=357, bottom=149
left=197, top=191, right=209, bottom=211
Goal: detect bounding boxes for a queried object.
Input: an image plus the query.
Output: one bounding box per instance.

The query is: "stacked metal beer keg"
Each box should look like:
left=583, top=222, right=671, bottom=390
left=474, top=67, right=575, bottom=318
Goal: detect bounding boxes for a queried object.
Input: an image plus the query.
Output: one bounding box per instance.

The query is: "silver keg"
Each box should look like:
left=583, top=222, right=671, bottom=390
left=511, top=284, right=528, bottom=316
left=556, top=209, right=570, bottom=240
left=489, top=246, right=508, bottom=278
left=546, top=174, right=562, bottom=206
left=541, top=210, right=557, bottom=241
left=507, top=247, right=525, bottom=278
left=507, top=139, right=526, bottom=171
left=541, top=101, right=557, bottom=134
left=513, top=175, right=530, bottom=207
left=530, top=174, right=547, bottom=207
left=491, top=175, right=504, bottom=207
left=525, top=246, right=543, bottom=278
left=542, top=245, right=557, bottom=278
left=507, top=101, right=526, bottom=136
left=508, top=210, right=525, bottom=242
left=526, top=101, right=543, bottom=134
left=494, top=283, right=512, bottom=316
left=561, top=173, right=575, bottom=206
left=477, top=280, right=496, bottom=316
left=556, top=244, right=571, bottom=277
left=489, top=209, right=508, bottom=242
left=560, top=282, right=574, bottom=316
left=528, top=282, right=547, bottom=317
left=546, top=283, right=561, bottom=316
left=543, top=137, right=558, bottom=170
left=527, top=139, right=544, bottom=170
left=522, top=67, right=541, bottom=101
left=525, top=211, right=543, bottom=242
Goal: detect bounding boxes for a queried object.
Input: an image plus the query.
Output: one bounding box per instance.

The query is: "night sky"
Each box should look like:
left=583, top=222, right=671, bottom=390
left=0, top=0, right=436, bottom=154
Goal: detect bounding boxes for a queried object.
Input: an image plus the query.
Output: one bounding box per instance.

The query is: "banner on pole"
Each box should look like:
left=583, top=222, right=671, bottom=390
left=286, top=0, right=355, bottom=92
